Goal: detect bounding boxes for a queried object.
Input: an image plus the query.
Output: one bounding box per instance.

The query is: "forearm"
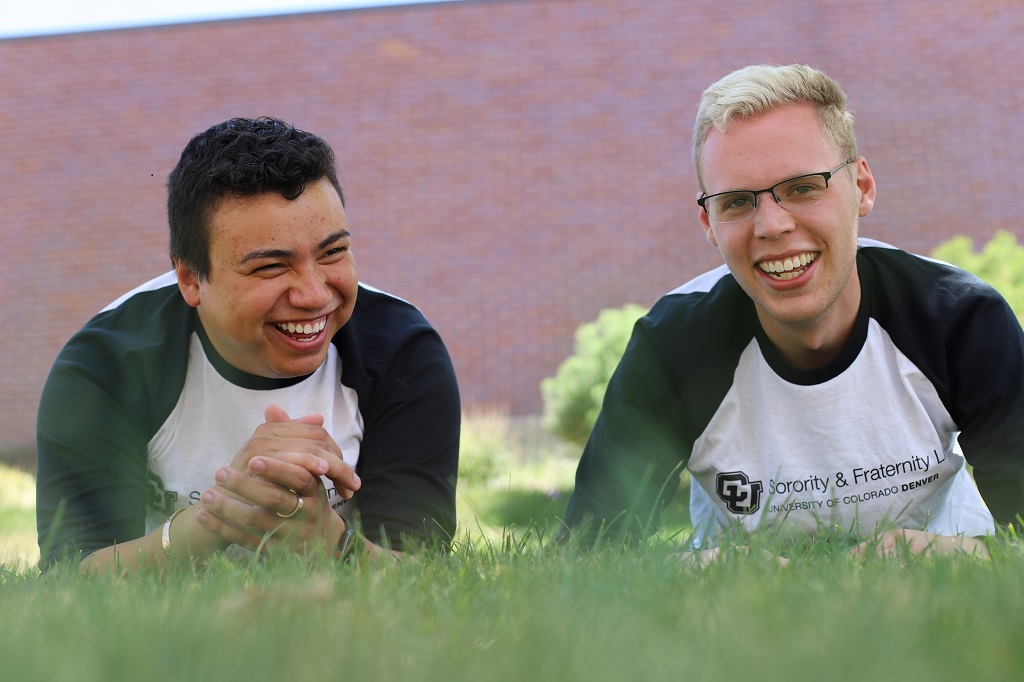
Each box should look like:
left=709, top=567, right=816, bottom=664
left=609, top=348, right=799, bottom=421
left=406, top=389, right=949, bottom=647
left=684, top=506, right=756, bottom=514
left=354, top=490, right=456, bottom=554
left=79, top=505, right=228, bottom=575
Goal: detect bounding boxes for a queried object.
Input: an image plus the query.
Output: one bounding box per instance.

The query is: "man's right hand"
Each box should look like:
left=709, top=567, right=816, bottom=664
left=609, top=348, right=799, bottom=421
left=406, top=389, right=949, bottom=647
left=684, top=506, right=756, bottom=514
left=228, top=403, right=360, bottom=500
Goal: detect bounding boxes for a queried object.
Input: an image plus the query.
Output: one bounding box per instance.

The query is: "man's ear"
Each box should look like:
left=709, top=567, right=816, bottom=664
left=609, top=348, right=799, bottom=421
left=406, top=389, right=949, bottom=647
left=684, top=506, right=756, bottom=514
left=174, top=258, right=201, bottom=308
left=854, top=157, right=877, bottom=218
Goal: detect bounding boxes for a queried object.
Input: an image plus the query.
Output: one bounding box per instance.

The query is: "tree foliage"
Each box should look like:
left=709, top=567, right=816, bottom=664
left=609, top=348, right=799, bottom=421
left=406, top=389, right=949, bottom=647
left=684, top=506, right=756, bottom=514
left=930, top=230, right=1024, bottom=324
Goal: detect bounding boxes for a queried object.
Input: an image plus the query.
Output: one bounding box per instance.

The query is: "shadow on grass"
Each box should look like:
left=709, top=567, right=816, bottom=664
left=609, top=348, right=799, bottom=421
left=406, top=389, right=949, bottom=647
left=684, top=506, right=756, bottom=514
left=477, top=488, right=573, bottom=529
left=471, top=484, right=692, bottom=538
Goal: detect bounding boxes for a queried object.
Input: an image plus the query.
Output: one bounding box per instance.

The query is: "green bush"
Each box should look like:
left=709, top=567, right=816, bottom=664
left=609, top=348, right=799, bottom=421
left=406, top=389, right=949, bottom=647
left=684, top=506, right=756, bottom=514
left=541, top=303, right=648, bottom=446
left=931, top=230, right=1024, bottom=324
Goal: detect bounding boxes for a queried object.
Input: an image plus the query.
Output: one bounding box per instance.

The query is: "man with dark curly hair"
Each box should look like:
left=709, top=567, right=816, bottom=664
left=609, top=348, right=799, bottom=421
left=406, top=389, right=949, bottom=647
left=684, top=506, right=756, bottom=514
left=37, top=117, right=461, bottom=572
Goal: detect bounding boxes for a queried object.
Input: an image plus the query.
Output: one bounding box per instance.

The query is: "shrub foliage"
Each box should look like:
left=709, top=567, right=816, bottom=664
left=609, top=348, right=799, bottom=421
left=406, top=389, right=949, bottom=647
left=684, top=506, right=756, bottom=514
left=931, top=229, right=1024, bottom=324
left=541, top=303, right=647, bottom=446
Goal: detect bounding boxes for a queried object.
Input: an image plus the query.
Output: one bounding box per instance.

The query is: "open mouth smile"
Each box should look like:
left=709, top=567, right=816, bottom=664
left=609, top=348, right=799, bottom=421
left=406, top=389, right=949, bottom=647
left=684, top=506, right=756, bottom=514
left=758, top=252, right=817, bottom=281
left=274, top=315, right=328, bottom=341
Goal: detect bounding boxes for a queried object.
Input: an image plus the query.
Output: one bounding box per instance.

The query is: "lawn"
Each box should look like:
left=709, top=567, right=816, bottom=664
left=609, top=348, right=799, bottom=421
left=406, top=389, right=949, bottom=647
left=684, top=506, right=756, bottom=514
left=2, top=412, right=1022, bottom=681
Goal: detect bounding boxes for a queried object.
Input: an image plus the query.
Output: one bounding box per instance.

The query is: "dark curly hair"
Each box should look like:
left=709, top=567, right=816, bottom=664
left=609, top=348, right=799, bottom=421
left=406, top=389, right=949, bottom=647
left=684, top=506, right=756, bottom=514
left=167, top=116, right=345, bottom=280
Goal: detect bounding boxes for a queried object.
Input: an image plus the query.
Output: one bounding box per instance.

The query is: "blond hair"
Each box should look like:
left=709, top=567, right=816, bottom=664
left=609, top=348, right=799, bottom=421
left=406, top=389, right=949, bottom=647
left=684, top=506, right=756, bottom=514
left=692, top=64, right=857, bottom=190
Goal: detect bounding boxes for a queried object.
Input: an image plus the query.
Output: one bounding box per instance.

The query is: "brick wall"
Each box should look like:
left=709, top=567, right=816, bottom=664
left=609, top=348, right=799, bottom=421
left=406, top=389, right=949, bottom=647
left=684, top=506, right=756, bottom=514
left=2, top=0, right=1022, bottom=450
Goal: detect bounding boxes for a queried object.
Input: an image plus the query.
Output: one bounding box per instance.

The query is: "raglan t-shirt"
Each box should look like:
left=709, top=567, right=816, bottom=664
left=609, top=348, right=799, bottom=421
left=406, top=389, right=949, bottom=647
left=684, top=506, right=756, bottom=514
left=36, top=272, right=460, bottom=565
left=563, top=239, right=1024, bottom=546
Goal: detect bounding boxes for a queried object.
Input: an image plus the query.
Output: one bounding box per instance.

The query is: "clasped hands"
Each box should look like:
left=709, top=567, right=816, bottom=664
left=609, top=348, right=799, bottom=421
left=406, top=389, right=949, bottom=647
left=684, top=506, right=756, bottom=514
left=195, top=403, right=360, bottom=555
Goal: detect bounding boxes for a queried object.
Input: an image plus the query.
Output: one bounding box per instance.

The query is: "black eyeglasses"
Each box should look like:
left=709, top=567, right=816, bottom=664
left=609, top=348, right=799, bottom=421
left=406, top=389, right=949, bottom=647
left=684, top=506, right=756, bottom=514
left=697, top=159, right=855, bottom=223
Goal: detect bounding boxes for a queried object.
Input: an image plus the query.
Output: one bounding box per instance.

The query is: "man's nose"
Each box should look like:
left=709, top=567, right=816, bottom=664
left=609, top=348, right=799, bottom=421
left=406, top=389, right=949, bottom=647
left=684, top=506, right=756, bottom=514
left=752, top=191, right=795, bottom=240
left=289, top=268, right=332, bottom=309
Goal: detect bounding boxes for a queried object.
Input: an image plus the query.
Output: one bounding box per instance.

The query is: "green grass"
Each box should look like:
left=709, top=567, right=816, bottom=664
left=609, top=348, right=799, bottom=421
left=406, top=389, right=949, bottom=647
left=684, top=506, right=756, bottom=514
left=2, top=542, right=1023, bottom=681
left=2, top=413, right=1023, bottom=681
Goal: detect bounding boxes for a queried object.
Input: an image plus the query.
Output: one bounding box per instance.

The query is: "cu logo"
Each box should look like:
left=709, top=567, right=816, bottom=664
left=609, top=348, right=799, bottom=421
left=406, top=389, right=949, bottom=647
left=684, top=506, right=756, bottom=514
left=716, top=471, right=763, bottom=515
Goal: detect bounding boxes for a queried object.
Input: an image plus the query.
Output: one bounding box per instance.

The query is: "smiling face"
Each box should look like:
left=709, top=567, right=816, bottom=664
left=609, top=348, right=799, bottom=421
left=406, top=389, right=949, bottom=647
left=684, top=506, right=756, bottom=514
left=698, top=103, right=876, bottom=363
left=175, top=177, right=357, bottom=378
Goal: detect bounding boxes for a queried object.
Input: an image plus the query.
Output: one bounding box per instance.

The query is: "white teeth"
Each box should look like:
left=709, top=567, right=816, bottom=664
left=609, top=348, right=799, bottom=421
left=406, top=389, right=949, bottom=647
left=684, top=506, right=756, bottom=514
left=276, top=318, right=326, bottom=335
left=759, top=252, right=816, bottom=278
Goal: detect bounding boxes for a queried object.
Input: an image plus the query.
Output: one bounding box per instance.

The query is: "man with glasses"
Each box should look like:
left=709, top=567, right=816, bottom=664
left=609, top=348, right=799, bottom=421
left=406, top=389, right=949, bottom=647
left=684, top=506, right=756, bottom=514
left=559, top=64, right=1024, bottom=561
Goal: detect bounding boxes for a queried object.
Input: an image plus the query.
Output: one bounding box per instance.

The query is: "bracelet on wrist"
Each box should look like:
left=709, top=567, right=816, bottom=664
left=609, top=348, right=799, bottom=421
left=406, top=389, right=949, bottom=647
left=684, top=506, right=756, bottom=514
left=161, top=507, right=187, bottom=557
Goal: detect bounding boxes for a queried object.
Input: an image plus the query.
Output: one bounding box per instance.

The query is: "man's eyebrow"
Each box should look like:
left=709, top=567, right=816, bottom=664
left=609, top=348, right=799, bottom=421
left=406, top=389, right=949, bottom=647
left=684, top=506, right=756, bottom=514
left=240, top=247, right=293, bottom=264
left=317, top=230, right=351, bottom=252
left=239, top=230, right=350, bottom=264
